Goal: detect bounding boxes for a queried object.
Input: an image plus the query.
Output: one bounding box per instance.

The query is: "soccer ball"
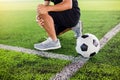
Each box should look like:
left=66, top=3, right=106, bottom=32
left=76, top=33, right=100, bottom=58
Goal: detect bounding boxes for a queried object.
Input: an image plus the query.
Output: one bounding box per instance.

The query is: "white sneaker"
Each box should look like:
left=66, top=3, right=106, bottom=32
left=72, top=21, right=83, bottom=38
left=34, top=37, right=61, bottom=51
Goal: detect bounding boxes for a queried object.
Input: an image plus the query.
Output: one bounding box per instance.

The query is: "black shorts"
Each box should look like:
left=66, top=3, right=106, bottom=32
left=49, top=9, right=80, bottom=35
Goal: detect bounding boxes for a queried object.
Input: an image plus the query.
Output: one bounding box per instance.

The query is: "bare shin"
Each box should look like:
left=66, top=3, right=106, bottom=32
left=38, top=13, right=57, bottom=41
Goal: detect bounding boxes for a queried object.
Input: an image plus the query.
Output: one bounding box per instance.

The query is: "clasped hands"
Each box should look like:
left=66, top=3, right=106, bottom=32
left=36, top=4, right=49, bottom=26
left=37, top=4, right=49, bottom=14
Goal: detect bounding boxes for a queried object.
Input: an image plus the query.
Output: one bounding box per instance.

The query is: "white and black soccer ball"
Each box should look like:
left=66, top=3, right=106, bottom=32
left=76, top=33, right=100, bottom=58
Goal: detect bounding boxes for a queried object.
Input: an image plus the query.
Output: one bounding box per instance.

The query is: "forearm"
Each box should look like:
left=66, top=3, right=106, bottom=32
left=37, top=0, right=72, bottom=14
left=37, top=1, right=50, bottom=15
left=47, top=0, right=72, bottom=12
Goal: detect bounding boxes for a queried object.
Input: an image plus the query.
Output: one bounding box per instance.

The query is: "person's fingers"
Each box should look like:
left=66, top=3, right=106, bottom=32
left=36, top=14, right=44, bottom=27
left=36, top=15, right=44, bottom=22
left=38, top=19, right=44, bottom=26
left=40, top=18, right=44, bottom=22
left=40, top=21, right=44, bottom=26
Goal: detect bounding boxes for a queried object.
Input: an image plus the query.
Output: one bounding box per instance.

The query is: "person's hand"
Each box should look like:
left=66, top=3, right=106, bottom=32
left=36, top=15, right=44, bottom=27
left=37, top=4, right=49, bottom=14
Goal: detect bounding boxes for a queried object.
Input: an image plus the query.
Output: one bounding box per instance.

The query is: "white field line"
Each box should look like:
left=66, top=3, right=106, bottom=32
left=51, top=23, right=120, bottom=80
left=0, top=23, right=120, bottom=80
left=0, top=44, right=74, bottom=61
left=100, top=23, right=120, bottom=49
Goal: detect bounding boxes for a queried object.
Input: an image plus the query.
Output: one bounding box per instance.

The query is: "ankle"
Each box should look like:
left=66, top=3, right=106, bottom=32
left=52, top=38, right=58, bottom=42
left=49, top=37, right=58, bottom=42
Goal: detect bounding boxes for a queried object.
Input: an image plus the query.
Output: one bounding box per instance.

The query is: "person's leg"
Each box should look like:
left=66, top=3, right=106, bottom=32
left=71, top=20, right=83, bottom=38
left=38, top=13, right=57, bottom=41
left=48, top=11, right=82, bottom=38
left=56, top=21, right=83, bottom=38
left=34, top=13, right=61, bottom=51
left=48, top=12, right=72, bottom=36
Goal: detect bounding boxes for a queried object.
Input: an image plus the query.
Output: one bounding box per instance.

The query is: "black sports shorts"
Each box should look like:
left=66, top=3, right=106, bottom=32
left=49, top=9, right=80, bottom=35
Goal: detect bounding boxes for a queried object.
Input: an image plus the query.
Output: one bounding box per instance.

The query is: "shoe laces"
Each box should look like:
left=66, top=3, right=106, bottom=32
left=41, top=37, right=52, bottom=45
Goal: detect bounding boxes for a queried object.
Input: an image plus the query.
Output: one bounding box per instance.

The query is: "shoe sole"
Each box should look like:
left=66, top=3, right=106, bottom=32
left=34, top=45, right=61, bottom=51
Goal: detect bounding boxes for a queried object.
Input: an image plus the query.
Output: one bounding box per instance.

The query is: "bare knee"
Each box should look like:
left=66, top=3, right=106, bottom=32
left=37, top=13, right=53, bottom=28
left=36, top=13, right=48, bottom=25
left=39, top=13, right=49, bottom=19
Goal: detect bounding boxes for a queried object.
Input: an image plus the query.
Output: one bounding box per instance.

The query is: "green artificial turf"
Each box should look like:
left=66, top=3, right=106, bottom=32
left=71, top=32, right=120, bottom=80
left=0, top=0, right=120, bottom=80
left=0, top=10, right=120, bottom=56
left=0, top=49, right=70, bottom=80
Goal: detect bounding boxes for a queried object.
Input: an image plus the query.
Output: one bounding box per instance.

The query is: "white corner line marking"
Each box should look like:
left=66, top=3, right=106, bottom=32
left=51, top=23, right=120, bottom=80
